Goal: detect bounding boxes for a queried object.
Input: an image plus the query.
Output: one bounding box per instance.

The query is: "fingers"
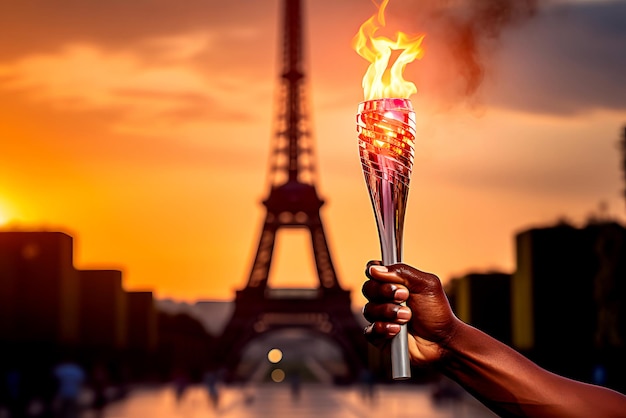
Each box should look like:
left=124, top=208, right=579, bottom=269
left=365, top=263, right=404, bottom=285
left=363, top=321, right=402, bottom=348
left=362, top=263, right=413, bottom=347
left=363, top=302, right=412, bottom=324
left=362, top=279, right=409, bottom=304
left=366, top=262, right=442, bottom=295
left=362, top=261, right=442, bottom=334
left=364, top=259, right=382, bottom=278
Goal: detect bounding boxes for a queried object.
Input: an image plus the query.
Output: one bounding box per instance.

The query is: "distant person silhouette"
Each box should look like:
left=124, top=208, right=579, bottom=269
left=358, top=368, right=376, bottom=402
left=172, top=370, right=189, bottom=404
left=53, top=360, right=85, bottom=418
left=202, top=370, right=220, bottom=409
left=89, top=364, right=109, bottom=418
left=289, top=371, right=301, bottom=402
left=2, top=367, right=25, bottom=418
left=362, top=261, right=626, bottom=418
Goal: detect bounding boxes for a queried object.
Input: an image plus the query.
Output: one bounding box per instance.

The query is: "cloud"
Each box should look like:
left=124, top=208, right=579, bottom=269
left=0, top=0, right=282, bottom=139
left=1, top=0, right=624, bottom=125
left=0, top=34, right=263, bottom=137
left=484, top=1, right=626, bottom=114
left=0, top=0, right=276, bottom=59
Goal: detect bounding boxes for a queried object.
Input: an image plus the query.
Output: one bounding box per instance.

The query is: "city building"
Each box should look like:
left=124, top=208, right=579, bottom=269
left=447, top=272, right=512, bottom=345
left=513, top=221, right=626, bottom=388
left=126, top=291, right=158, bottom=353
left=0, top=231, right=79, bottom=345
left=79, top=269, right=127, bottom=349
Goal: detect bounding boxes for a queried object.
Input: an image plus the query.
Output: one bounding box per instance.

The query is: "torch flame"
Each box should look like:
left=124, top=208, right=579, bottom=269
left=352, top=0, right=425, bottom=101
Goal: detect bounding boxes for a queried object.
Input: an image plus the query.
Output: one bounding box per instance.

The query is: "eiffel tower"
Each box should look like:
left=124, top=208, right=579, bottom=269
left=216, top=0, right=367, bottom=381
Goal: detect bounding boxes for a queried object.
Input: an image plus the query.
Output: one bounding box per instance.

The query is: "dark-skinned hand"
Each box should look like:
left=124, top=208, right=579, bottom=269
left=362, top=261, right=461, bottom=366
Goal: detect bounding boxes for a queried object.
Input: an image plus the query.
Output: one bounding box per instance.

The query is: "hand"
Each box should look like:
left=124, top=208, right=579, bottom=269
left=362, top=261, right=461, bottom=366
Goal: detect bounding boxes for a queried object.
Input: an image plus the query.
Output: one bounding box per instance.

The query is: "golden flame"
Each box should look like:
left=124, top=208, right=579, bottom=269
left=352, top=0, right=425, bottom=101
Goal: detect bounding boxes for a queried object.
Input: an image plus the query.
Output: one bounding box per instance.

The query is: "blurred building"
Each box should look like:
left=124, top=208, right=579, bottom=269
left=0, top=231, right=79, bottom=345
left=447, top=272, right=512, bottom=345
left=79, top=269, right=127, bottom=350
left=126, top=291, right=158, bottom=353
left=157, top=311, right=213, bottom=379
left=0, top=230, right=221, bottom=382
left=156, top=299, right=235, bottom=337
left=513, top=221, right=626, bottom=389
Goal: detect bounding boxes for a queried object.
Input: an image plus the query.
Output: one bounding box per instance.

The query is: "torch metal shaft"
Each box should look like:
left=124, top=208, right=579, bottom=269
left=379, top=159, right=411, bottom=380
left=357, top=98, right=415, bottom=380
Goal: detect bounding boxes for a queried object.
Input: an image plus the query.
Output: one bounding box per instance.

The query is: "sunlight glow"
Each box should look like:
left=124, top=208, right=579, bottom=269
left=0, top=202, right=11, bottom=226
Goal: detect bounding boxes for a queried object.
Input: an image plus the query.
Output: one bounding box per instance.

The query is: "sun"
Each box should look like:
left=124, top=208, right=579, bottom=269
left=0, top=209, right=8, bottom=226
left=0, top=201, right=14, bottom=227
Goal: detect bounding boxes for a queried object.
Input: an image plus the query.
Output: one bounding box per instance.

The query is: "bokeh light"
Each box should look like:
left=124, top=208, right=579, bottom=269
left=271, top=368, right=285, bottom=383
left=267, top=348, right=283, bottom=363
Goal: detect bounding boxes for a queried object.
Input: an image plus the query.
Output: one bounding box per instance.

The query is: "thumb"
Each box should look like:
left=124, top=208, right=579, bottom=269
left=367, top=264, right=407, bottom=286
left=369, top=263, right=443, bottom=295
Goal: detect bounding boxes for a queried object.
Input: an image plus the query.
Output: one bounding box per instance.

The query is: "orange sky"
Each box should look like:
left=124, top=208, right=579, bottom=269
left=0, top=0, right=625, bottom=307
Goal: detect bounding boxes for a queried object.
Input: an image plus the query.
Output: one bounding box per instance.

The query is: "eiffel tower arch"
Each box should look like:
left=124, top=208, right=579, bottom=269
left=216, top=0, right=367, bottom=381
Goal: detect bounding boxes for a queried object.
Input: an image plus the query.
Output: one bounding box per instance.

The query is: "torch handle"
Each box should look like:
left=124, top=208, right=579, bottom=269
left=392, top=321, right=411, bottom=379
left=380, top=186, right=411, bottom=380
left=382, top=258, right=411, bottom=380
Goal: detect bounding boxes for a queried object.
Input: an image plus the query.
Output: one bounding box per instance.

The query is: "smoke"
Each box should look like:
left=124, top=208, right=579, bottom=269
left=443, top=0, right=538, bottom=97
left=388, top=0, right=538, bottom=104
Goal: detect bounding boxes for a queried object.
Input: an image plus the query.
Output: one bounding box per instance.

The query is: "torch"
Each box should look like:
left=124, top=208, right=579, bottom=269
left=353, top=0, right=424, bottom=380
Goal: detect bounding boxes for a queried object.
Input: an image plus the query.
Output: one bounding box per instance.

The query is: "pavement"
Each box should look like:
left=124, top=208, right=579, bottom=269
left=87, top=382, right=498, bottom=418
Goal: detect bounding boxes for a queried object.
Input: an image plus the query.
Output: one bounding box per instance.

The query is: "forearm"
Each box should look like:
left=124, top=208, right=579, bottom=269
left=437, top=321, right=626, bottom=417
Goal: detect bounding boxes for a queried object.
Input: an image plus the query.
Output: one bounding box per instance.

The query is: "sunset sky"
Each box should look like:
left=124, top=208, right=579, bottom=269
left=1, top=0, right=625, bottom=307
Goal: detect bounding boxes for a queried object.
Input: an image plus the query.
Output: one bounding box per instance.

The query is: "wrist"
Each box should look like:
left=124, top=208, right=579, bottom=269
left=434, top=319, right=473, bottom=369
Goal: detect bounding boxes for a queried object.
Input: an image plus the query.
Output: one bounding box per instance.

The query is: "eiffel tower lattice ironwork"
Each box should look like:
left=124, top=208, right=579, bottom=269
left=216, top=0, right=367, bottom=381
